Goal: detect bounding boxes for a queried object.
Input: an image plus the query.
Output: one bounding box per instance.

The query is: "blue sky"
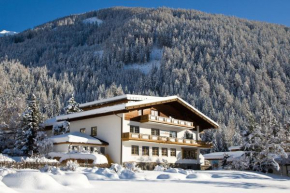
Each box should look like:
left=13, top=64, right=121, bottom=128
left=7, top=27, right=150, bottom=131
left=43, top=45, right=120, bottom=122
left=1, top=0, right=290, bottom=32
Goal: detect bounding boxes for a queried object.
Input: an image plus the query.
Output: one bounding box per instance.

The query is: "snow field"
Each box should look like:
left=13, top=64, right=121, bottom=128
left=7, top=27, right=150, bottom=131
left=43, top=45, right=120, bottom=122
left=0, top=166, right=289, bottom=193
left=82, top=17, right=103, bottom=25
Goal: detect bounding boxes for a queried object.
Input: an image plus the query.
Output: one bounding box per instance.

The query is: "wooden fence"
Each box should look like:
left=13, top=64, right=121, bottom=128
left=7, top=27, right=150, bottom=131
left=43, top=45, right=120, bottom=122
left=0, top=161, right=109, bottom=169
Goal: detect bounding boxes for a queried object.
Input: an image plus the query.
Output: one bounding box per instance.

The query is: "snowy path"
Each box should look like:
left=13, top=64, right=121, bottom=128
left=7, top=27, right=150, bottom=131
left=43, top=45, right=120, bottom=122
left=1, top=170, right=289, bottom=193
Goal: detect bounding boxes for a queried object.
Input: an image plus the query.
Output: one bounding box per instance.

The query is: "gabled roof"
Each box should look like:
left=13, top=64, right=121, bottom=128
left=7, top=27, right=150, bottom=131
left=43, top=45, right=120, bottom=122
left=80, top=94, right=161, bottom=108
left=125, top=96, right=219, bottom=128
left=56, top=95, right=219, bottom=129
left=49, top=132, right=108, bottom=145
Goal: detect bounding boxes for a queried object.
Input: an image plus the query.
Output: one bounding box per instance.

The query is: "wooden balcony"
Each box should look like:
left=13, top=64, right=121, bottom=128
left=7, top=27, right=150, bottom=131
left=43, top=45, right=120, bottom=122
left=140, top=114, right=194, bottom=129
left=122, top=132, right=212, bottom=148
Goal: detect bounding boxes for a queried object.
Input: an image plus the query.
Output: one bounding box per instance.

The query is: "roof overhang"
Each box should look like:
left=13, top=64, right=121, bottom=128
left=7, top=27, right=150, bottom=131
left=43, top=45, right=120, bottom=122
left=55, top=95, right=219, bottom=129
left=125, top=96, right=219, bottom=129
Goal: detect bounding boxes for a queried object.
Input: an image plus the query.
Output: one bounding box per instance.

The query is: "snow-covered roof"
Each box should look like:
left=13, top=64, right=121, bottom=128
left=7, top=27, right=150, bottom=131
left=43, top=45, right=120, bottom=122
left=79, top=94, right=161, bottom=108
left=0, top=154, right=15, bottom=162
left=228, top=146, right=241, bottom=151
left=203, top=151, right=244, bottom=161
left=57, top=95, right=219, bottom=128
left=49, top=132, right=108, bottom=145
left=43, top=117, right=57, bottom=126
left=48, top=152, right=108, bottom=164
left=57, top=103, right=126, bottom=121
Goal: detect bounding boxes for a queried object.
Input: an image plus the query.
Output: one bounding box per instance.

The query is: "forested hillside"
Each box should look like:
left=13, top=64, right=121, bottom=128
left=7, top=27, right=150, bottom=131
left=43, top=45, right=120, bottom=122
left=0, top=7, right=289, bottom=150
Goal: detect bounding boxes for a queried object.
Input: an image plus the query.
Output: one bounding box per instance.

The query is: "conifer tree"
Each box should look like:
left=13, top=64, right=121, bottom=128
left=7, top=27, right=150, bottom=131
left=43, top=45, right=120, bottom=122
left=239, top=109, right=288, bottom=172
left=64, top=94, right=83, bottom=114
left=14, top=94, right=42, bottom=156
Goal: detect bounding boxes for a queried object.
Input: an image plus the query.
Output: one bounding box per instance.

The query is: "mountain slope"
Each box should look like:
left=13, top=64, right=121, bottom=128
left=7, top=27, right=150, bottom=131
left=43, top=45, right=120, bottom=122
left=0, top=7, right=289, bottom=136
left=0, top=30, right=17, bottom=37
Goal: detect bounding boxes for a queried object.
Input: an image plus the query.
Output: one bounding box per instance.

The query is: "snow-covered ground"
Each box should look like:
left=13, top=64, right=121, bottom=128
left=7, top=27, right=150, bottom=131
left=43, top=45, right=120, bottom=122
left=82, top=17, right=103, bottom=25
left=124, top=47, right=163, bottom=74
left=0, top=167, right=289, bottom=193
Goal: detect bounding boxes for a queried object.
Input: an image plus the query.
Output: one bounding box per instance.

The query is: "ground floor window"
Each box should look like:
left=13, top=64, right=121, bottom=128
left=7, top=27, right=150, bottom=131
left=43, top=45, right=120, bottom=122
left=152, top=147, right=159, bottom=156
left=131, top=145, right=139, bottom=155
left=80, top=128, right=86, bottom=133
left=182, top=148, right=197, bottom=159
left=142, top=146, right=149, bottom=156
left=100, top=147, right=105, bottom=154
left=162, top=148, right=168, bottom=156
left=170, top=148, right=176, bottom=157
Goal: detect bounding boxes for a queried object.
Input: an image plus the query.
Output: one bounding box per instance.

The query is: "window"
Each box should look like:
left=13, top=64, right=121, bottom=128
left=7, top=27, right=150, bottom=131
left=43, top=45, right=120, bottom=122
left=152, top=147, right=159, bottom=156
left=182, top=149, right=197, bottom=159
left=151, top=128, right=160, bottom=136
left=162, top=148, right=168, bottom=156
left=138, top=109, right=142, bottom=116
left=100, top=147, right=105, bottom=154
left=91, top=127, right=97, bottom=136
left=131, top=145, right=139, bottom=155
left=130, top=125, right=140, bottom=133
left=170, top=148, right=176, bottom=157
left=72, top=146, right=78, bottom=151
left=185, top=131, right=193, bottom=139
left=80, top=128, right=86, bottom=133
left=169, top=131, right=177, bottom=138
left=151, top=110, right=158, bottom=116
left=142, top=146, right=149, bottom=156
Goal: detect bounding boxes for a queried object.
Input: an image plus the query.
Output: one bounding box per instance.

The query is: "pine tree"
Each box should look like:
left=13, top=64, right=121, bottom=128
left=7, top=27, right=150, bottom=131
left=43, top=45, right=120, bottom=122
left=35, top=131, right=53, bottom=156
left=240, top=109, right=288, bottom=172
left=64, top=94, right=83, bottom=114
left=14, top=94, right=42, bottom=156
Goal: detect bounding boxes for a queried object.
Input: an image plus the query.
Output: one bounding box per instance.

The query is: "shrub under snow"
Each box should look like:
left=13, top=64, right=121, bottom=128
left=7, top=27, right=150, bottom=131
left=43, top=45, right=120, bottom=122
left=154, top=165, right=165, bottom=171
left=21, top=156, right=58, bottom=163
left=64, top=160, right=79, bottom=171
left=110, top=163, right=124, bottom=173
left=40, top=165, right=64, bottom=175
left=0, top=154, right=15, bottom=162
left=124, top=162, right=142, bottom=172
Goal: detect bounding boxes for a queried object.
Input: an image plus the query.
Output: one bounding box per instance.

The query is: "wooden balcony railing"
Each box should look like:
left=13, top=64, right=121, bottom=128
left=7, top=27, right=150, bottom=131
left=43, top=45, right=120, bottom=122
left=121, top=132, right=212, bottom=148
left=140, top=114, right=194, bottom=128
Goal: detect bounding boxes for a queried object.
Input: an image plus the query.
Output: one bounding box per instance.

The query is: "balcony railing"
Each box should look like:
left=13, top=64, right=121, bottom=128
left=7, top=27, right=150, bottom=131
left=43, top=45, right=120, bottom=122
left=140, top=114, right=194, bottom=128
left=122, top=132, right=212, bottom=148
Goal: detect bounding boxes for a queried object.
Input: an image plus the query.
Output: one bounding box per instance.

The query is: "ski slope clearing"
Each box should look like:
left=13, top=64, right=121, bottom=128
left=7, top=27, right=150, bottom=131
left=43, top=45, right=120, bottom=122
left=0, top=169, right=289, bottom=193
left=82, top=17, right=103, bottom=25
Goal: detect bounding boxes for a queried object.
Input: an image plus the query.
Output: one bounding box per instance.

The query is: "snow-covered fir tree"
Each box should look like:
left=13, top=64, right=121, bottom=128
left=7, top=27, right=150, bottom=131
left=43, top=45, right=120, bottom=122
left=238, top=109, right=288, bottom=172
left=14, top=94, right=43, bottom=156
left=52, top=121, right=70, bottom=135
left=35, top=131, right=53, bottom=156
left=64, top=94, right=83, bottom=114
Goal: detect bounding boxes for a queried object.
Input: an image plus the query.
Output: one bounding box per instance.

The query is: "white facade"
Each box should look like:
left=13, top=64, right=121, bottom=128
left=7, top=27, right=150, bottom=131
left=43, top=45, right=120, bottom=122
left=122, top=141, right=204, bottom=165
left=65, top=114, right=203, bottom=165
left=69, top=114, right=122, bottom=163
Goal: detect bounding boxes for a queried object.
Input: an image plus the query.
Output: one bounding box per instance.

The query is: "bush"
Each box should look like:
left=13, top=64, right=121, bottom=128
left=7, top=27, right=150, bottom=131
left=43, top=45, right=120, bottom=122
left=64, top=160, right=79, bottom=171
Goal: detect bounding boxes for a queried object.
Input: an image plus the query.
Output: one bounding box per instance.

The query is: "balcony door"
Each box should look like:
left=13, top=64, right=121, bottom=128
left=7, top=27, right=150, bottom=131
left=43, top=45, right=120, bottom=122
left=130, top=125, right=140, bottom=133
left=169, top=131, right=177, bottom=138
left=151, top=128, right=160, bottom=136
